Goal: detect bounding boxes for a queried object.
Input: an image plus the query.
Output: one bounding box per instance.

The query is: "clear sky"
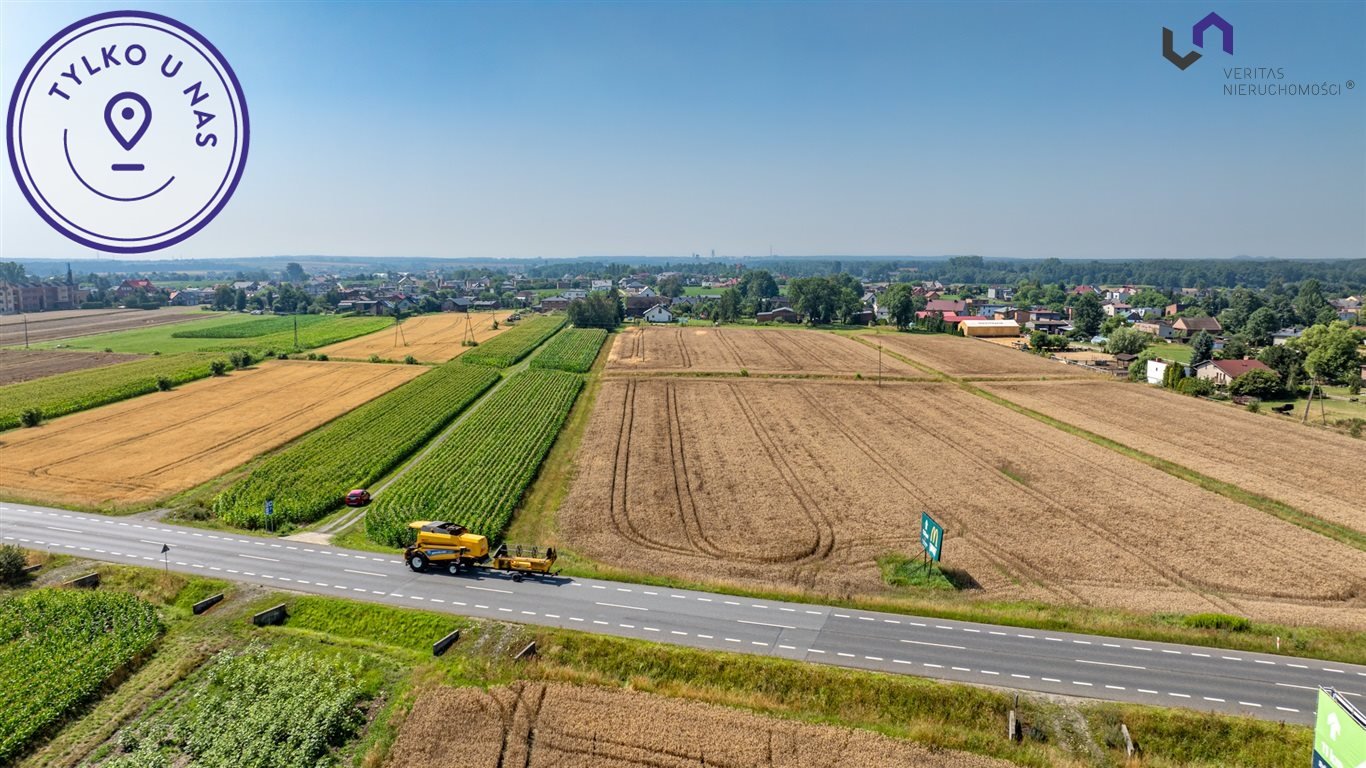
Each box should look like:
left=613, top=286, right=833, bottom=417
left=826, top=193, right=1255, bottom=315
left=2, top=0, right=1363, bottom=261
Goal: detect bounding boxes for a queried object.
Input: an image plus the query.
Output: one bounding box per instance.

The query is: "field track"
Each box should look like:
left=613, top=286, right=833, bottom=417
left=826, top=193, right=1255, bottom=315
left=0, top=349, right=142, bottom=386
left=563, top=378, right=1366, bottom=629
left=315, top=311, right=504, bottom=362
left=873, top=333, right=1101, bottom=379
left=0, top=307, right=205, bottom=345
left=983, top=379, right=1366, bottom=535
left=0, top=360, right=422, bottom=509
left=386, top=682, right=1014, bottom=768
left=608, top=326, right=920, bottom=377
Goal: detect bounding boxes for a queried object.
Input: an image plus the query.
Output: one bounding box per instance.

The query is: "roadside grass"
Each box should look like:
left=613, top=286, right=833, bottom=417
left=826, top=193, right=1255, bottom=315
left=1085, top=704, right=1310, bottom=768
left=876, top=553, right=956, bottom=591
left=276, top=596, right=472, bottom=656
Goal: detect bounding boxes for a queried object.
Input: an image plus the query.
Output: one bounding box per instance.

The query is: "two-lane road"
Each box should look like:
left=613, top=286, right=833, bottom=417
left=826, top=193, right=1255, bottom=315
left=3, top=502, right=1361, bottom=725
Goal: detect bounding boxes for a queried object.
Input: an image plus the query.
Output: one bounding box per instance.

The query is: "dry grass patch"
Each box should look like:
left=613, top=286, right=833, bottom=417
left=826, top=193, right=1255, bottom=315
left=316, top=311, right=504, bottom=362
left=0, top=360, right=422, bottom=509
left=562, top=378, right=1366, bottom=629
left=608, top=326, right=920, bottom=377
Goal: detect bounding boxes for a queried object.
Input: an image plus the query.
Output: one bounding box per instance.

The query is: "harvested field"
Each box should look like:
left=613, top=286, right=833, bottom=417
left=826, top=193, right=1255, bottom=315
left=982, top=379, right=1366, bottom=535
left=562, top=378, right=1366, bottom=629
left=386, top=682, right=1011, bottom=768
left=0, top=349, right=142, bottom=386
left=315, top=311, right=504, bottom=362
left=874, top=333, right=1101, bottom=379
left=0, top=360, right=422, bottom=509
left=608, top=326, right=920, bottom=377
left=0, top=306, right=204, bottom=345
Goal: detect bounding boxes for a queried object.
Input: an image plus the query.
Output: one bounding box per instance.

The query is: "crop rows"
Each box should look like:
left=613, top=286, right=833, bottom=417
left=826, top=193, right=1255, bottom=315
left=0, top=352, right=224, bottom=431
left=0, top=590, right=162, bottom=763
left=103, top=642, right=368, bottom=768
left=171, top=314, right=330, bottom=339
left=531, top=328, right=607, bottom=373
left=460, top=315, right=566, bottom=367
left=367, top=369, right=583, bottom=546
left=231, top=315, right=391, bottom=352
left=215, top=362, right=500, bottom=529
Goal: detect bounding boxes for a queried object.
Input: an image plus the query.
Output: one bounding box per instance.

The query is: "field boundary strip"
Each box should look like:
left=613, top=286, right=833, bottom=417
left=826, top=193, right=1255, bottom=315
left=855, top=333, right=1366, bottom=553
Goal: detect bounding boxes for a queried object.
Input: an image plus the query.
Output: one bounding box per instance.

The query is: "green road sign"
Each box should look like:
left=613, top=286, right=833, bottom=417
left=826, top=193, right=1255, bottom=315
left=920, top=512, right=944, bottom=562
left=1315, top=687, right=1366, bottom=768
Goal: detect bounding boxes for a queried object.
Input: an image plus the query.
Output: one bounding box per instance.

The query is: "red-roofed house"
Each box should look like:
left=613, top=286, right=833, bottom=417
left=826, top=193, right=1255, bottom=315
left=116, top=278, right=156, bottom=298
left=923, top=299, right=966, bottom=317
left=1172, top=316, right=1222, bottom=339
left=1194, top=358, right=1273, bottom=387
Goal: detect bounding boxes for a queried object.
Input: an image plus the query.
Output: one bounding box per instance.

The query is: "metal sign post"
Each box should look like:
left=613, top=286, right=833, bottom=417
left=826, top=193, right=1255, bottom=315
left=161, top=543, right=169, bottom=574
left=265, top=499, right=274, bottom=533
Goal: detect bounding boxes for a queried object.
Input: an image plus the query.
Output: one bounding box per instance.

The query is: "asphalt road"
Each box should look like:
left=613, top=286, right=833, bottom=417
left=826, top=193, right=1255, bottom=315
left=3, top=501, right=1361, bottom=725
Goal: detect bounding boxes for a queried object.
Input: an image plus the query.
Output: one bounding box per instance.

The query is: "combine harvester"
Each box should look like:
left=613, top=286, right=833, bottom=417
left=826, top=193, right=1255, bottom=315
left=402, top=521, right=557, bottom=582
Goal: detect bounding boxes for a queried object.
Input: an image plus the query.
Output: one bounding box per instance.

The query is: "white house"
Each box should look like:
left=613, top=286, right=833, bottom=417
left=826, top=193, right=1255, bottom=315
left=643, top=304, right=674, bottom=324
left=590, top=280, right=613, bottom=292
left=1146, top=359, right=1172, bottom=386
left=562, top=289, right=588, bottom=300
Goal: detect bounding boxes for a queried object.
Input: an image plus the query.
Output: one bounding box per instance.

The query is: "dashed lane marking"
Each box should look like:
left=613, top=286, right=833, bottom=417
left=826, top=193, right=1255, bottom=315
left=900, top=639, right=966, bottom=650
left=1076, top=659, right=1146, bottom=670
left=737, top=619, right=795, bottom=630
left=595, top=602, right=648, bottom=611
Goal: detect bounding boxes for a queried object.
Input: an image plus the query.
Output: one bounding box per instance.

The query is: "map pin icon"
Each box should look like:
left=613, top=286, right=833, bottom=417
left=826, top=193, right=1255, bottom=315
left=104, top=92, right=152, bottom=151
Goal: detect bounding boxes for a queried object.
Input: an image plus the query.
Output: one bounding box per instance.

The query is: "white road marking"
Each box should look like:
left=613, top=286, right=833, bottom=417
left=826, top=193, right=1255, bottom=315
left=1276, top=707, right=1299, bottom=713
left=1168, top=693, right=1191, bottom=699
left=466, top=585, right=513, bottom=594
left=1240, top=701, right=1262, bottom=708
left=1042, top=677, right=1061, bottom=683
left=736, top=619, right=795, bottom=630
left=1106, top=685, right=1126, bottom=690
left=1076, top=659, right=1146, bottom=670
left=1073, top=681, right=1093, bottom=687
left=1138, top=689, right=1158, bottom=694
left=952, top=666, right=970, bottom=672
left=45, top=526, right=83, bottom=533
left=1204, top=697, right=1225, bottom=703
left=343, top=569, right=384, bottom=577
left=900, top=639, right=966, bottom=650
left=595, top=602, right=648, bottom=611
left=237, top=554, right=279, bottom=562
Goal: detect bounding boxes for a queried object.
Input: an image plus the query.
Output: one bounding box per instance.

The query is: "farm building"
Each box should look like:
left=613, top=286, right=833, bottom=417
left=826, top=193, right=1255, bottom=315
left=1171, top=316, right=1222, bottom=339
left=1193, top=358, right=1273, bottom=387
left=1133, top=320, right=1176, bottom=339
left=756, top=306, right=800, bottom=323
left=960, top=319, right=1020, bottom=338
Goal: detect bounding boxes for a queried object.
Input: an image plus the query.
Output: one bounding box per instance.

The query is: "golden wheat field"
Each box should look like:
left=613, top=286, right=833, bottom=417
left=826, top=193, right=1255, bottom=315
left=385, top=683, right=1014, bottom=768
left=608, top=326, right=921, bottom=377
left=561, top=378, right=1366, bottom=629
left=873, top=333, right=1100, bottom=379
left=315, top=311, right=504, bottom=362
left=982, top=379, right=1366, bottom=535
left=0, top=360, right=423, bottom=509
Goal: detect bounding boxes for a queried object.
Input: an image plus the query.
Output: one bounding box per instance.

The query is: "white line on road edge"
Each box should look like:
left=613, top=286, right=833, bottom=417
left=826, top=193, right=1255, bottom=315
left=900, top=639, right=966, bottom=650
left=595, top=602, right=649, bottom=611
left=1076, top=659, right=1147, bottom=670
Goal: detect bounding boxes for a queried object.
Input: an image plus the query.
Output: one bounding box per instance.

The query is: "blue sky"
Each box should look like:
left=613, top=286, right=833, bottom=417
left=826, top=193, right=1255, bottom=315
left=2, top=0, right=1363, bottom=261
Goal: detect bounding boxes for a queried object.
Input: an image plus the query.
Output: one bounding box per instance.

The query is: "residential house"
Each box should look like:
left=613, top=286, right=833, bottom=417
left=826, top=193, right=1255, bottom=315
left=1193, top=358, right=1273, bottom=387
left=590, top=280, right=613, bottom=292
left=643, top=304, right=674, bottom=323
left=540, top=296, right=571, bottom=312
left=1133, top=320, right=1176, bottom=340
left=1164, top=303, right=1187, bottom=317
left=623, top=295, right=662, bottom=318
left=562, top=289, right=588, bottom=300
left=756, top=306, right=800, bottom=323
left=1271, top=327, right=1304, bottom=346
left=986, top=285, right=1015, bottom=301
left=117, top=278, right=157, bottom=298
left=923, top=299, right=967, bottom=317
left=441, top=297, right=472, bottom=312
left=1171, top=316, right=1222, bottom=340
left=167, top=289, right=202, bottom=306
left=1102, top=302, right=1132, bottom=317
left=1026, top=318, right=1071, bottom=335
left=229, top=280, right=257, bottom=293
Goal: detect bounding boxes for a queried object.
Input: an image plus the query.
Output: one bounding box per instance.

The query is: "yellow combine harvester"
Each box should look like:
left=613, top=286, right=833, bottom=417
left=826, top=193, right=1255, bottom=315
left=403, top=521, right=557, bottom=581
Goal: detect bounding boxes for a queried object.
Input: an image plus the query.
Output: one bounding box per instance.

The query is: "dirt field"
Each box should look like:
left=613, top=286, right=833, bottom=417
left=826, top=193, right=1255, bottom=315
left=562, top=378, right=1366, bottom=629
left=982, top=379, right=1366, bottom=535
left=0, top=349, right=143, bottom=386
left=873, top=333, right=1101, bottom=379
left=386, top=682, right=1012, bottom=768
left=0, top=307, right=206, bottom=346
left=608, top=326, right=920, bottom=377
left=315, top=311, right=504, bottom=362
left=0, top=360, right=422, bottom=509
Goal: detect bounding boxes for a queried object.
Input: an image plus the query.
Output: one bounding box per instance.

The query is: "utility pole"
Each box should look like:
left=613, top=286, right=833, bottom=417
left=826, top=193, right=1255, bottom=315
left=23, top=316, right=30, bottom=349
left=293, top=313, right=299, bottom=349
left=878, top=344, right=882, bottom=387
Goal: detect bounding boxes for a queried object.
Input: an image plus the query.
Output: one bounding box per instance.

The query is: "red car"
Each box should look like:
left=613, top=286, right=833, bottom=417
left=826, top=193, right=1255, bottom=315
left=344, top=489, right=371, bottom=507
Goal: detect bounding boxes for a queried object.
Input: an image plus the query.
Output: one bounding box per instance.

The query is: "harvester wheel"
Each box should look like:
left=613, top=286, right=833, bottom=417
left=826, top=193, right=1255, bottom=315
left=408, top=554, right=426, bottom=573
left=512, top=573, right=524, bottom=583
left=448, top=563, right=460, bottom=575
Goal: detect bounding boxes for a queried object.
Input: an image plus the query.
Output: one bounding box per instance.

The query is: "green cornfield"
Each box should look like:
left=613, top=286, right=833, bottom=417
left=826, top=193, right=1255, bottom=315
left=215, top=362, right=500, bottom=529
left=531, top=328, right=607, bottom=373
left=0, top=589, right=163, bottom=763
left=0, top=353, right=225, bottom=431
left=171, top=314, right=332, bottom=339
left=460, top=315, right=566, bottom=367
left=366, top=369, right=583, bottom=546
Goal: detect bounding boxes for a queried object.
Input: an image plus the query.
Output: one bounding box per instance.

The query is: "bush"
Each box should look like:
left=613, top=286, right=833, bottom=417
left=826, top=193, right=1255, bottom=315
left=1177, top=377, right=1213, bottom=397
left=306, top=352, right=317, bottom=360
left=209, top=360, right=228, bottom=376
left=368, top=354, right=382, bottom=363
left=19, top=408, right=42, bottom=428
left=0, top=544, right=26, bottom=585
left=227, top=350, right=253, bottom=369
left=103, top=347, right=113, bottom=353
left=1351, top=379, right=1362, bottom=396
left=1228, top=369, right=1283, bottom=399
left=1246, top=401, right=1260, bottom=413
left=404, top=355, right=418, bottom=365
left=317, top=354, right=329, bottom=361
left=1181, top=613, right=1252, bottom=632
left=276, top=352, right=288, bottom=360
left=155, top=376, right=173, bottom=392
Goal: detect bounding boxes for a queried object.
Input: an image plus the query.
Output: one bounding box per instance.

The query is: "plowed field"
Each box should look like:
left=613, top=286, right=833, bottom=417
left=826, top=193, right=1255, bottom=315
left=982, top=380, right=1366, bottom=535
left=315, top=311, right=504, bottom=362
left=874, top=333, right=1100, bottom=379
left=386, top=683, right=1011, bottom=768
left=608, top=326, right=919, bottom=377
left=0, top=360, right=422, bottom=509
left=562, top=378, right=1366, bottom=629
left=0, top=306, right=205, bottom=345
left=0, top=349, right=142, bottom=385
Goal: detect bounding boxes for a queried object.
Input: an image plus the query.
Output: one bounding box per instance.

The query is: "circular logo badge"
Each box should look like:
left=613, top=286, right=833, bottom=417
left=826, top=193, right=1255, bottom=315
left=6, top=11, right=248, bottom=253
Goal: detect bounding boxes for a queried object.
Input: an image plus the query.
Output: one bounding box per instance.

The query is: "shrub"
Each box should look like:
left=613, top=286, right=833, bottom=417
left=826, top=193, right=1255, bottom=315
left=1228, top=369, right=1283, bottom=399
left=1181, top=613, right=1252, bottom=632
left=1177, top=377, right=1213, bottom=397
left=369, top=354, right=382, bottom=363
left=155, top=376, right=173, bottom=392
left=740, top=368, right=749, bottom=377
left=306, top=352, right=317, bottom=360
left=103, top=347, right=113, bottom=353
left=0, top=544, right=26, bottom=585
left=227, top=350, right=253, bottom=369
left=276, top=352, right=288, bottom=360
left=1351, top=379, right=1362, bottom=396
left=19, top=408, right=42, bottom=428
left=1246, top=401, right=1260, bottom=413
left=404, top=355, right=418, bottom=365
left=209, top=360, right=228, bottom=376
left=317, top=354, right=329, bottom=361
